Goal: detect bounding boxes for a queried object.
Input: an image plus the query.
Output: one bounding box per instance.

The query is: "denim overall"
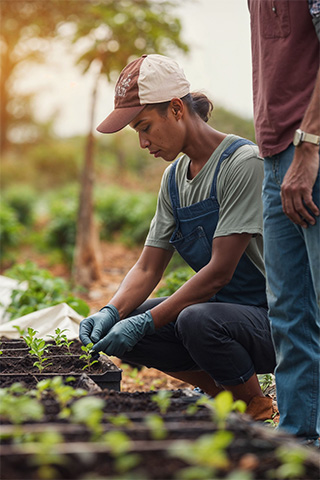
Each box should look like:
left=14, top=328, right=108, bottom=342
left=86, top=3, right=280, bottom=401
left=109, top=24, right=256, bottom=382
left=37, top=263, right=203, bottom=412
left=169, top=138, right=267, bottom=307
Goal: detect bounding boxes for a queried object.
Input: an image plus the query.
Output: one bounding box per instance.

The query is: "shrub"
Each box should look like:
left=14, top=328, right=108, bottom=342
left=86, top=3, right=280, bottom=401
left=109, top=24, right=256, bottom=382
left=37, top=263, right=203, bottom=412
left=95, top=187, right=157, bottom=245
left=45, top=195, right=78, bottom=265
left=155, top=266, right=194, bottom=297
left=3, top=261, right=90, bottom=320
left=0, top=201, right=23, bottom=260
left=3, top=185, right=37, bottom=226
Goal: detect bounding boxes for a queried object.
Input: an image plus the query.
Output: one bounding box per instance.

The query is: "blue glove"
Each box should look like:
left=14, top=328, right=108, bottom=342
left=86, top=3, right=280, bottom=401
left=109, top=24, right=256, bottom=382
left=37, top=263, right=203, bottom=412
left=91, top=310, right=155, bottom=357
left=79, top=304, right=120, bottom=346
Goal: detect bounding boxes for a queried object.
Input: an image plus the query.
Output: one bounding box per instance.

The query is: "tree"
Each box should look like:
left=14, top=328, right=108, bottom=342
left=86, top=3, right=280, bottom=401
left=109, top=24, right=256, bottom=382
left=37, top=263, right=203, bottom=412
left=0, top=0, right=86, bottom=154
left=70, top=0, right=189, bottom=287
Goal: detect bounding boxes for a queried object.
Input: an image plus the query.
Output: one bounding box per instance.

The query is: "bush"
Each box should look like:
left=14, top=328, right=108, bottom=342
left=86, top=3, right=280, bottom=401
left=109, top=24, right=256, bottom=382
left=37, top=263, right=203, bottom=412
left=155, top=266, right=194, bottom=297
left=3, top=185, right=37, bottom=226
left=3, top=261, right=90, bottom=320
left=0, top=201, right=23, bottom=260
left=95, top=186, right=157, bottom=245
left=45, top=194, right=78, bottom=265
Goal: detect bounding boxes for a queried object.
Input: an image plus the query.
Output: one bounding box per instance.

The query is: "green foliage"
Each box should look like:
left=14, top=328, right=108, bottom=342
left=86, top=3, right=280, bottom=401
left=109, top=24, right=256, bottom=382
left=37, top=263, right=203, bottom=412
left=155, top=266, right=194, bottom=297
left=3, top=261, right=90, bottom=319
left=151, top=390, right=172, bottom=414
left=0, top=386, right=44, bottom=425
left=95, top=186, right=157, bottom=245
left=45, top=193, right=78, bottom=265
left=0, top=200, right=23, bottom=259
left=3, top=185, right=37, bottom=226
left=269, top=446, right=307, bottom=479
left=79, top=343, right=99, bottom=370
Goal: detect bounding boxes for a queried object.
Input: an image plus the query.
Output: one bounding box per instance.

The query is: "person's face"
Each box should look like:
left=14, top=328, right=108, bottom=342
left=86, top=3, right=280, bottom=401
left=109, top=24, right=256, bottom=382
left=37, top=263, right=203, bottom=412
left=129, top=103, right=185, bottom=162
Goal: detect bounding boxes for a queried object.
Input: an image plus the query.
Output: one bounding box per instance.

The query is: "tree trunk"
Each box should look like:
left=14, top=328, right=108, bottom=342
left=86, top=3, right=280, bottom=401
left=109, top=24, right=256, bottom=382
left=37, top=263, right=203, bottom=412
left=73, top=64, right=102, bottom=288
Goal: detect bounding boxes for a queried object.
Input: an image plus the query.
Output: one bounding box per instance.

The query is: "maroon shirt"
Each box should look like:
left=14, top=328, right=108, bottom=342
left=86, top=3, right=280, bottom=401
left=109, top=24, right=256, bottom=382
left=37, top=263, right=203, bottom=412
left=248, top=0, right=320, bottom=157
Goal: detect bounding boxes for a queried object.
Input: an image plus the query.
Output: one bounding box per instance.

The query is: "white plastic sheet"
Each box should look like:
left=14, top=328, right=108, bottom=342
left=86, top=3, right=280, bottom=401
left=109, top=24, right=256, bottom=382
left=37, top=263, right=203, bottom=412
left=0, top=303, right=83, bottom=340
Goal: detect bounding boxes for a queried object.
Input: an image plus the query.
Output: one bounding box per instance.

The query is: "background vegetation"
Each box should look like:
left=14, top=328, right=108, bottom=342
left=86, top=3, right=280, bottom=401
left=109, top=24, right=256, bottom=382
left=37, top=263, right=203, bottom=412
left=0, top=0, right=255, bottom=317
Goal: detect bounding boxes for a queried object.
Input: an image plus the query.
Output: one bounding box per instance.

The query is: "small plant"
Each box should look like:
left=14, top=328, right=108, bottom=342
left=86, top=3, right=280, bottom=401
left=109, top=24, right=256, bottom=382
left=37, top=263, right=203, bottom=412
left=196, top=391, right=246, bottom=429
left=29, top=337, right=52, bottom=373
left=144, top=414, right=168, bottom=440
left=170, top=430, right=234, bottom=477
left=79, top=343, right=99, bottom=370
left=258, top=373, right=274, bottom=393
left=268, top=445, right=307, bottom=479
left=35, top=376, right=87, bottom=418
left=151, top=390, right=172, bottom=414
left=102, top=430, right=141, bottom=475
left=48, top=328, right=74, bottom=354
left=0, top=385, right=44, bottom=425
left=71, top=396, right=105, bottom=440
left=15, top=326, right=38, bottom=348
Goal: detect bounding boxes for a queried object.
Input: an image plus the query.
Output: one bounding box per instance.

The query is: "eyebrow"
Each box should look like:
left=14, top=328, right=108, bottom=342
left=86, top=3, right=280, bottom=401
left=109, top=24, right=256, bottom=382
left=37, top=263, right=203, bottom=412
left=132, top=119, right=144, bottom=130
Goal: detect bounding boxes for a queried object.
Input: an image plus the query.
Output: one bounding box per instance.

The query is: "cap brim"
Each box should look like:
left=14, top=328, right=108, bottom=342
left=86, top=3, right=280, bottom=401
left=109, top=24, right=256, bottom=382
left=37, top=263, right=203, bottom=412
left=96, top=105, right=146, bottom=134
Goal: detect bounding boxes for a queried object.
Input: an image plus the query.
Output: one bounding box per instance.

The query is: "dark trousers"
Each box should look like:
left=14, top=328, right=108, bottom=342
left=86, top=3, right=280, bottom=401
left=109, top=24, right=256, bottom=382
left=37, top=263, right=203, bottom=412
left=120, top=298, right=276, bottom=386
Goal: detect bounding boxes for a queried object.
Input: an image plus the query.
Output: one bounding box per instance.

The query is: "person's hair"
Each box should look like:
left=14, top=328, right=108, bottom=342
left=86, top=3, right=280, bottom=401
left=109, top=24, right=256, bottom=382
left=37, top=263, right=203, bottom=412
left=147, top=92, right=214, bottom=123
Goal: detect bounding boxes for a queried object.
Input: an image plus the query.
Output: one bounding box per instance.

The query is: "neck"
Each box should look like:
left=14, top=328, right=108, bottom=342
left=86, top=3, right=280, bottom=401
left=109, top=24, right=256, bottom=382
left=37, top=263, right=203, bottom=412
left=183, top=121, right=227, bottom=178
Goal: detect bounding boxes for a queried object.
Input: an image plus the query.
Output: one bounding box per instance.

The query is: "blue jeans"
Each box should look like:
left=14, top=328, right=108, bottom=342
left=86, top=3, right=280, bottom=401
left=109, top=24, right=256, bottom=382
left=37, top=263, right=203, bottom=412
left=263, top=144, right=320, bottom=441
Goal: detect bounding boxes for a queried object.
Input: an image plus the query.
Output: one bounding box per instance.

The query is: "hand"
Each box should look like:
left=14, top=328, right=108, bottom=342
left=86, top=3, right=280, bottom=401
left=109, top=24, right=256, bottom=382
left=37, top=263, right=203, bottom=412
left=281, top=144, right=320, bottom=227
left=79, top=304, right=120, bottom=346
left=91, top=310, right=155, bottom=357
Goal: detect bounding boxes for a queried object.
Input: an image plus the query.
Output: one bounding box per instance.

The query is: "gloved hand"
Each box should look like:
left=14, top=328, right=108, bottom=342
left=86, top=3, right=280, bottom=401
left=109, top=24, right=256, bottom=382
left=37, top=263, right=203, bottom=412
left=79, top=304, right=120, bottom=346
left=91, top=310, right=155, bottom=357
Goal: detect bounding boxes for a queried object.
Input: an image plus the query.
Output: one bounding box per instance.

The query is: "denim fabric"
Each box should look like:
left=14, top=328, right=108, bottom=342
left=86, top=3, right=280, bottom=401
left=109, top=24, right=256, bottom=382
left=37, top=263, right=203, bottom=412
left=169, top=138, right=267, bottom=307
left=263, top=144, right=320, bottom=441
left=120, top=297, right=275, bottom=386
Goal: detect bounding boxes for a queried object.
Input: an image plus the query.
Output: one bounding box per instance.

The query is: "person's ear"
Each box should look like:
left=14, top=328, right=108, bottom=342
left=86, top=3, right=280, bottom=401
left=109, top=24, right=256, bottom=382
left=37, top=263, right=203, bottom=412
left=170, top=98, right=183, bottom=120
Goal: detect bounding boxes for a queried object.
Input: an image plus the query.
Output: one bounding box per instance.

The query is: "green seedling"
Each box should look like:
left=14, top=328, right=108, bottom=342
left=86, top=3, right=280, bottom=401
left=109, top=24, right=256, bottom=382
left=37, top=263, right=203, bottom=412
left=18, top=326, right=38, bottom=348
left=170, top=430, right=234, bottom=476
left=13, top=325, right=25, bottom=338
left=144, top=414, right=168, bottom=440
left=29, top=337, right=52, bottom=373
left=268, top=445, right=307, bottom=479
left=151, top=390, right=172, bottom=414
left=0, top=387, right=44, bottom=425
left=48, top=328, right=74, bottom=353
left=71, top=396, right=105, bottom=440
left=103, top=431, right=141, bottom=474
left=79, top=343, right=99, bottom=370
left=35, top=376, right=87, bottom=418
left=196, top=391, right=246, bottom=429
left=258, top=373, right=274, bottom=393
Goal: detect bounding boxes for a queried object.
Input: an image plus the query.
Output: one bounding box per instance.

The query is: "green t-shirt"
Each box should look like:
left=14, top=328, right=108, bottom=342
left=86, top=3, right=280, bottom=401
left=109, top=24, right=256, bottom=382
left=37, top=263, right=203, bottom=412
left=145, top=134, right=265, bottom=276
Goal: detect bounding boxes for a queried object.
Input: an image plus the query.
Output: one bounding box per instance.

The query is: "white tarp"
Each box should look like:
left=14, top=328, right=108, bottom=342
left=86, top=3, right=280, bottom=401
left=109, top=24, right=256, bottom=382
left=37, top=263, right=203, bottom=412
left=0, top=275, right=28, bottom=324
left=0, top=303, right=83, bottom=340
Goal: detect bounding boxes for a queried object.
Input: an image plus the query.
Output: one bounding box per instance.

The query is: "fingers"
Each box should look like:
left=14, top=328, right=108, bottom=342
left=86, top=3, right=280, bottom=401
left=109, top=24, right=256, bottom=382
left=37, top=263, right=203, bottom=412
left=79, top=318, right=95, bottom=346
left=281, top=188, right=319, bottom=228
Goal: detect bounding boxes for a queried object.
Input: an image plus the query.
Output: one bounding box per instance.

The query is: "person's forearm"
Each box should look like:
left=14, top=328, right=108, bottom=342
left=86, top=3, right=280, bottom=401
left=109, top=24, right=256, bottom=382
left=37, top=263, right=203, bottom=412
left=109, top=246, right=172, bottom=319
left=110, top=263, right=161, bottom=319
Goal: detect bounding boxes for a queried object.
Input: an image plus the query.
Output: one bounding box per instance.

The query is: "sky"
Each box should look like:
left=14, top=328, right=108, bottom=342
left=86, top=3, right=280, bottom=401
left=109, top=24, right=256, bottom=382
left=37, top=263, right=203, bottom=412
left=24, top=0, right=253, bottom=137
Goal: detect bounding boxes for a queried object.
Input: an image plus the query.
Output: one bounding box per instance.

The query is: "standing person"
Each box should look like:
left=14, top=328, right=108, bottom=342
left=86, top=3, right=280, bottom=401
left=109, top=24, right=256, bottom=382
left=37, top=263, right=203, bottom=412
left=248, top=1, right=320, bottom=444
left=80, top=54, right=276, bottom=420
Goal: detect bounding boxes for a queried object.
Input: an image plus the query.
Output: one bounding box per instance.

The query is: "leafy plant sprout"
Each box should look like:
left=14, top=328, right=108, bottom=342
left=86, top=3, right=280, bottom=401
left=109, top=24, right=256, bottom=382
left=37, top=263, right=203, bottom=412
left=14, top=326, right=38, bottom=348
left=48, top=327, right=74, bottom=354
left=29, top=337, right=52, bottom=373
left=79, top=343, right=99, bottom=370
left=151, top=390, right=172, bottom=414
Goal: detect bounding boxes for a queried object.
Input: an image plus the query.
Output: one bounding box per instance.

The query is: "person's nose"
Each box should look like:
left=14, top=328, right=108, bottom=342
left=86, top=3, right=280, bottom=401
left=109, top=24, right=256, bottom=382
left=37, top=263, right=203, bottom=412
left=139, top=132, right=150, bottom=149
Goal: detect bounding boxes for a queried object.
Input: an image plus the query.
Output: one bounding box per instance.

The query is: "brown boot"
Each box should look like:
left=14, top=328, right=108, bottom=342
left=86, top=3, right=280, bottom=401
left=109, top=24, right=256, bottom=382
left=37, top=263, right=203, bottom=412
left=245, top=395, right=274, bottom=421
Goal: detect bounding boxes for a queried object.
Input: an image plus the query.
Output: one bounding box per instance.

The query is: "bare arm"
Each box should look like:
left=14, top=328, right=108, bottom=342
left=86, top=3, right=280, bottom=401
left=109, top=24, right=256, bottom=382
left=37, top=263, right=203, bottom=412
left=281, top=67, right=320, bottom=227
left=110, top=245, right=173, bottom=319
left=150, top=233, right=253, bottom=328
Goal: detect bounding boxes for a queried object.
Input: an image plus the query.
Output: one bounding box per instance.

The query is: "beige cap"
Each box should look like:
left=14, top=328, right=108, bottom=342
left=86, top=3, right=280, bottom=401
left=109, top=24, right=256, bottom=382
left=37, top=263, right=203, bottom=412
left=97, top=54, right=190, bottom=134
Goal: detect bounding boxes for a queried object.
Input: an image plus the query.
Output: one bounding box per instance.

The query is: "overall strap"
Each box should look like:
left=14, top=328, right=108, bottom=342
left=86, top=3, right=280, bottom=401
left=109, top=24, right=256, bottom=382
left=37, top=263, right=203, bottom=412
left=210, top=138, right=255, bottom=197
left=168, top=158, right=181, bottom=214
